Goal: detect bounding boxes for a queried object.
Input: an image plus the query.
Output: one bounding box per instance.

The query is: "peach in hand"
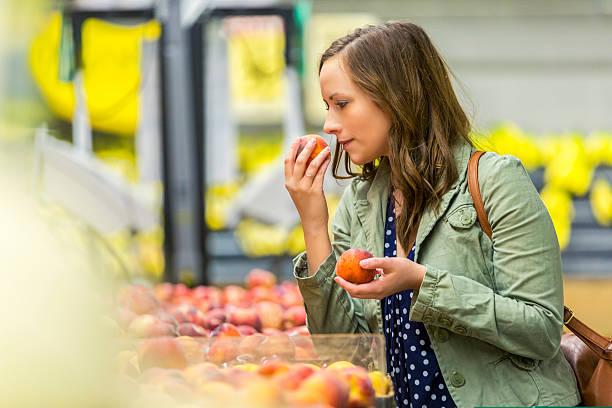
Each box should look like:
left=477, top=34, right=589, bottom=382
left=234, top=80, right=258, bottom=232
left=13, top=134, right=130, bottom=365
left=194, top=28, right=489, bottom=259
left=296, top=134, right=329, bottom=167
left=335, top=249, right=376, bottom=284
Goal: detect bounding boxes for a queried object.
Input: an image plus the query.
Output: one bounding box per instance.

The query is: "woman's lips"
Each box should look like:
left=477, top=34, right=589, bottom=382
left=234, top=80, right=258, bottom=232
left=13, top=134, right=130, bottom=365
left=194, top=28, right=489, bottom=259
left=340, top=139, right=353, bottom=150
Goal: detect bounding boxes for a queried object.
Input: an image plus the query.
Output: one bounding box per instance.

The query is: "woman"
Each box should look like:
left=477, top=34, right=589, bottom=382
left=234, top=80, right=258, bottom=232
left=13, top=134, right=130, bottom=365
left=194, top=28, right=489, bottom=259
left=284, top=21, right=580, bottom=407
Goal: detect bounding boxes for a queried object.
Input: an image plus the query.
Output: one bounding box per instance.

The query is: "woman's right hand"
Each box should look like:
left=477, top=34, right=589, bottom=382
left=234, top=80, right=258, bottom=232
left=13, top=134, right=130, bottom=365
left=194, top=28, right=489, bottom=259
left=284, top=136, right=331, bottom=230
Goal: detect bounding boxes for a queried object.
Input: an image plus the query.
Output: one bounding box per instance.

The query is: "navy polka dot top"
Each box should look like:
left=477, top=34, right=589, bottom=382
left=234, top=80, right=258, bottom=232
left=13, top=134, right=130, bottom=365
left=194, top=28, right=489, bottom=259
left=382, top=194, right=456, bottom=408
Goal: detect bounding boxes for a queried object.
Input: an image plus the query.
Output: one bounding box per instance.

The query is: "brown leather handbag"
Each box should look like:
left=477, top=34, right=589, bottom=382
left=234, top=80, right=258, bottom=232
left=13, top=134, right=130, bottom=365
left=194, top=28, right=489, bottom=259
left=468, top=150, right=612, bottom=407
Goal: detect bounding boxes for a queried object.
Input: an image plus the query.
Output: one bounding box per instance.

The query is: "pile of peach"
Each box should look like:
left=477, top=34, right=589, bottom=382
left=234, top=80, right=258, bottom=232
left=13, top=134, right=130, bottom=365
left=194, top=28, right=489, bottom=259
left=114, top=269, right=307, bottom=340
left=116, top=341, right=390, bottom=408
left=110, top=270, right=393, bottom=407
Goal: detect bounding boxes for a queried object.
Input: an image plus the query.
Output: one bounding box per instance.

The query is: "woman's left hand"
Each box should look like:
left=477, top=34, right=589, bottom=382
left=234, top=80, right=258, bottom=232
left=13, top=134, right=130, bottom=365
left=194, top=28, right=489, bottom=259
left=334, top=257, right=427, bottom=300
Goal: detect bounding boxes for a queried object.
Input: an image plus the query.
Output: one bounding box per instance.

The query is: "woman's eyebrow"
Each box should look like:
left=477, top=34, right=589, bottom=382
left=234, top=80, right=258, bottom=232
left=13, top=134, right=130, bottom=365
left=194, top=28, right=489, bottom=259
left=323, top=92, right=340, bottom=102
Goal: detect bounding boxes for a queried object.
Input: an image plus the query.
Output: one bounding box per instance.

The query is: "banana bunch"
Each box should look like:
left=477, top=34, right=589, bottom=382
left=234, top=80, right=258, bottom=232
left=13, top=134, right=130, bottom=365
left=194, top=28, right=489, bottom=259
left=539, top=185, right=574, bottom=250
left=543, top=134, right=594, bottom=196
left=590, top=179, right=612, bottom=227
left=205, top=181, right=241, bottom=231
left=234, top=218, right=291, bottom=257
left=237, top=135, right=283, bottom=176
left=584, top=131, right=612, bottom=167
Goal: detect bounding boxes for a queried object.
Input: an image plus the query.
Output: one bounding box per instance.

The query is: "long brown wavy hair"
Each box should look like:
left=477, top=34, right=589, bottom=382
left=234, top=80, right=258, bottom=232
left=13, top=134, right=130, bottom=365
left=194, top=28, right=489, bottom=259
left=319, top=21, right=473, bottom=251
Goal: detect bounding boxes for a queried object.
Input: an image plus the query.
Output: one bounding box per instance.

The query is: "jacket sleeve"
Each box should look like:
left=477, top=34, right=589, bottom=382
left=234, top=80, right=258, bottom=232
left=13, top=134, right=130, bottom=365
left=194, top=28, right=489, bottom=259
left=410, top=154, right=564, bottom=360
left=292, top=183, right=372, bottom=334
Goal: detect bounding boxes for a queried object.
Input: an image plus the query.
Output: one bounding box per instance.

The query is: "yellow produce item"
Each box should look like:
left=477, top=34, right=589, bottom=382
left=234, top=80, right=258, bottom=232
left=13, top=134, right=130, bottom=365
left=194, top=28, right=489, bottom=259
left=544, top=135, right=594, bottom=196
left=234, top=363, right=259, bottom=372
left=30, top=12, right=160, bottom=135
left=540, top=185, right=574, bottom=250
left=590, top=178, right=612, bottom=227
left=585, top=131, right=612, bottom=166
left=235, top=218, right=290, bottom=257
left=368, top=370, right=391, bottom=397
left=326, top=360, right=355, bottom=370
left=205, top=181, right=241, bottom=230
left=286, top=224, right=306, bottom=255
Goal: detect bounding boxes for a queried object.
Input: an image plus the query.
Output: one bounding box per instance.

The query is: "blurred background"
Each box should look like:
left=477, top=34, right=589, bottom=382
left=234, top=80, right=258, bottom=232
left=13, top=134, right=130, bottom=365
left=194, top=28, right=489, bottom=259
left=1, top=1, right=611, bottom=404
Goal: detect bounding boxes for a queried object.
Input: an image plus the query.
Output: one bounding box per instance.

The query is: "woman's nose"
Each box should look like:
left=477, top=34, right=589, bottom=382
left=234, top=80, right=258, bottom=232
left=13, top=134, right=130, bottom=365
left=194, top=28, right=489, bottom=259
left=323, top=113, right=340, bottom=136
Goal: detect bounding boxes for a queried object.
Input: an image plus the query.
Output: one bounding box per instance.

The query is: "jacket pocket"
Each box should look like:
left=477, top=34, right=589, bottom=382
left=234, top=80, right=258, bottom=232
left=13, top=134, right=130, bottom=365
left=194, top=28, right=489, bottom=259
left=445, top=204, right=477, bottom=230
left=489, top=353, right=540, bottom=406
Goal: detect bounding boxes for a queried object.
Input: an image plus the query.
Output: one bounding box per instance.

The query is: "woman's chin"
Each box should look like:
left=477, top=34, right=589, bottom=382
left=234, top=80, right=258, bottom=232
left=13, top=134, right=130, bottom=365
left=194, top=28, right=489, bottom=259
left=348, top=153, right=373, bottom=166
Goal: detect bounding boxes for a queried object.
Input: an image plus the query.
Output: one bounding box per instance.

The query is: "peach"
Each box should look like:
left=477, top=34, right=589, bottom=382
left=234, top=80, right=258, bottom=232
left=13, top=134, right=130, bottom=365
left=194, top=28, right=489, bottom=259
left=192, top=285, right=223, bottom=306
left=206, top=337, right=239, bottom=365
left=234, top=363, right=259, bottom=372
left=260, top=333, right=296, bottom=360
left=257, top=358, right=290, bottom=376
left=245, top=268, right=277, bottom=289
left=336, top=366, right=375, bottom=408
left=255, top=301, right=284, bottom=330
left=183, top=362, right=226, bottom=387
left=175, top=335, right=205, bottom=364
left=211, top=322, right=241, bottom=337
left=118, top=285, right=158, bottom=315
left=128, top=314, right=177, bottom=338
left=114, top=307, right=137, bottom=329
left=296, top=134, right=329, bottom=167
left=155, top=312, right=179, bottom=327
left=289, top=334, right=318, bottom=360
left=326, top=361, right=355, bottom=370
left=283, top=305, right=307, bottom=329
left=193, top=380, right=234, bottom=403
left=249, top=286, right=281, bottom=303
left=138, top=337, right=187, bottom=370
left=170, top=303, right=206, bottom=327
left=222, top=366, right=259, bottom=388
left=279, top=285, right=303, bottom=308
left=262, top=327, right=282, bottom=335
left=295, top=345, right=318, bottom=360
left=239, top=378, right=284, bottom=407
left=201, top=308, right=226, bottom=331
left=173, top=283, right=191, bottom=299
left=274, top=363, right=316, bottom=391
left=336, top=249, right=376, bottom=284
left=289, top=370, right=350, bottom=408
left=221, top=285, right=249, bottom=306
left=238, top=333, right=266, bottom=360
left=227, top=306, right=262, bottom=331
left=237, top=325, right=258, bottom=336
left=153, top=282, right=174, bottom=302
left=177, top=322, right=209, bottom=337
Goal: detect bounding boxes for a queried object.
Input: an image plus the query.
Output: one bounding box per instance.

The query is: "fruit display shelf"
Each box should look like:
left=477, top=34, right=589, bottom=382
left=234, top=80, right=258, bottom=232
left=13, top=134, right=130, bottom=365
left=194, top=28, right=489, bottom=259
left=112, top=278, right=394, bottom=408
left=115, top=334, right=394, bottom=408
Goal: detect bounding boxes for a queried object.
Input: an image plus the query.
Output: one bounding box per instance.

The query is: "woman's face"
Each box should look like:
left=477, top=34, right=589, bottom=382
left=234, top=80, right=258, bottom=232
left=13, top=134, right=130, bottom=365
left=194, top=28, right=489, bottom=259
left=320, top=56, right=391, bottom=165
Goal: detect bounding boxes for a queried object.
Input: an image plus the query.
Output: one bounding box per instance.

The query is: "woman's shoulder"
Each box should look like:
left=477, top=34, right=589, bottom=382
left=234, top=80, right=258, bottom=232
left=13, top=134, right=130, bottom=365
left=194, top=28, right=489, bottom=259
left=478, top=151, right=530, bottom=182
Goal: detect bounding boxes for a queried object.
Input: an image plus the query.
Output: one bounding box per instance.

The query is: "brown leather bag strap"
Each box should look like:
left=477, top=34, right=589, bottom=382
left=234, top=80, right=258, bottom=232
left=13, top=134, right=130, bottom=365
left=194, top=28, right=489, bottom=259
left=468, top=150, right=492, bottom=240
left=468, top=150, right=612, bottom=360
left=564, top=306, right=612, bottom=360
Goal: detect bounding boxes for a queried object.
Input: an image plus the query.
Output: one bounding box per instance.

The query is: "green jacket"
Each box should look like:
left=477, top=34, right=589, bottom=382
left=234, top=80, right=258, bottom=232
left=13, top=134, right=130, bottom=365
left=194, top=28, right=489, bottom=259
left=293, top=142, right=580, bottom=407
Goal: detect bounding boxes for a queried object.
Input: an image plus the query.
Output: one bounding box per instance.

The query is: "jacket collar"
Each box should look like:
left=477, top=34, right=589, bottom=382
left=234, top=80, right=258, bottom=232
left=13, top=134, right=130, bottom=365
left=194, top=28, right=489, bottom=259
left=352, top=141, right=472, bottom=260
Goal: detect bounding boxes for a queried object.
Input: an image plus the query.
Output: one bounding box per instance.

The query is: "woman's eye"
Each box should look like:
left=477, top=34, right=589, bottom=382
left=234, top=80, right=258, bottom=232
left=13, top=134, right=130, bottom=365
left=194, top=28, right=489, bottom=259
left=336, top=101, right=348, bottom=109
